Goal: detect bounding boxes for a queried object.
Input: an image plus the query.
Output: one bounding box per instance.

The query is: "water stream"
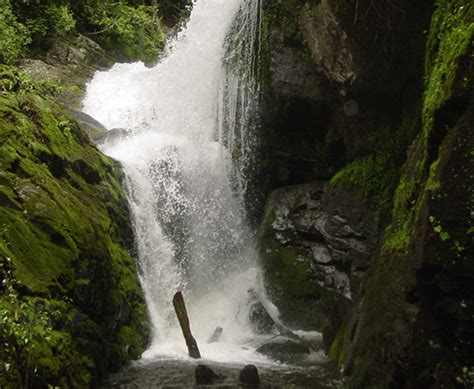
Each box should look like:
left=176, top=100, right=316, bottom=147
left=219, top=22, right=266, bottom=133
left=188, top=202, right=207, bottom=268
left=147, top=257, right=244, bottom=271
left=83, top=0, right=342, bottom=387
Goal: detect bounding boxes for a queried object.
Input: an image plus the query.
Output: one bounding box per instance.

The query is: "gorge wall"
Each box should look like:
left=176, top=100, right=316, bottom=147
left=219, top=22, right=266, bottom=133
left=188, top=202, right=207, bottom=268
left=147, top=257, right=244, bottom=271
left=258, top=0, right=473, bottom=387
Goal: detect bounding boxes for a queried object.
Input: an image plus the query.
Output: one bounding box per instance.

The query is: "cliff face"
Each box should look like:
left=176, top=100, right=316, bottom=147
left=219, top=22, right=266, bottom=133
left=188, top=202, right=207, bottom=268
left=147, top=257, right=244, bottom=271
left=259, top=0, right=473, bottom=387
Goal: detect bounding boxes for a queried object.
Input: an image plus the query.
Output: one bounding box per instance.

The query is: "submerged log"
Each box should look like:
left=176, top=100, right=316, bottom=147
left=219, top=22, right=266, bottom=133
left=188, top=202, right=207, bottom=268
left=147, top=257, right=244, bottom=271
left=172, top=291, right=201, bottom=359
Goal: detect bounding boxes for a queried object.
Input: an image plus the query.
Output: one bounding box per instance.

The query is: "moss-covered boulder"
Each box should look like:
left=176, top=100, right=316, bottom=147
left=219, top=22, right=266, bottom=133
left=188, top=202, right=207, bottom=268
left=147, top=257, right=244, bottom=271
left=0, top=66, right=149, bottom=388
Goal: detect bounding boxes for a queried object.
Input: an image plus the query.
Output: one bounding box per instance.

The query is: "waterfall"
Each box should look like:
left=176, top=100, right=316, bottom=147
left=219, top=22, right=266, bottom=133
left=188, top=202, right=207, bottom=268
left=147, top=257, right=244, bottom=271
left=218, top=0, right=262, bottom=204
left=82, top=0, right=271, bottom=363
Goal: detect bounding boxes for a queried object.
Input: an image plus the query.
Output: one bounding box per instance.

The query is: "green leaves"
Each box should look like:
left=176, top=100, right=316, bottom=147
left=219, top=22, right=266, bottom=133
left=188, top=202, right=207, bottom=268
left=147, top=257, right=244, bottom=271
left=45, top=5, right=76, bottom=34
left=0, top=0, right=31, bottom=64
left=84, top=1, right=165, bottom=64
left=1, top=0, right=171, bottom=64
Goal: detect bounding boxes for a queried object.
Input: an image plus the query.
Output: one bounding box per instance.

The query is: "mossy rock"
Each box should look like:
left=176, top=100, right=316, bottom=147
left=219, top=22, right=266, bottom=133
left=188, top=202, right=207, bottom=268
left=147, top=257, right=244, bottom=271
left=0, top=65, right=149, bottom=388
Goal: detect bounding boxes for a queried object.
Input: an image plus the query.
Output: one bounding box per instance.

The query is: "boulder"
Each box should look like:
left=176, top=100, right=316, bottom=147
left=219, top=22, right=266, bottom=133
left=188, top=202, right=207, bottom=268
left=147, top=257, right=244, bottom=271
left=195, top=365, right=221, bottom=385
left=238, top=364, right=261, bottom=387
left=248, top=289, right=278, bottom=334
left=94, top=127, right=129, bottom=145
left=257, top=337, right=311, bottom=363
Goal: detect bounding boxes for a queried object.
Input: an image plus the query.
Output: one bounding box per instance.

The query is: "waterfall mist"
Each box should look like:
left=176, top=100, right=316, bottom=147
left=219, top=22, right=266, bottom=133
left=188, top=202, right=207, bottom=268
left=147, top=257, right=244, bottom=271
left=83, top=0, right=273, bottom=363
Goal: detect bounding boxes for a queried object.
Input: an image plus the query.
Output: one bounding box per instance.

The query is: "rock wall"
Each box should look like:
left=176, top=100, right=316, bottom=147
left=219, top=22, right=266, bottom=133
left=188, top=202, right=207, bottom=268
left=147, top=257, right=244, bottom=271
left=258, top=0, right=473, bottom=387
left=259, top=0, right=431, bottom=190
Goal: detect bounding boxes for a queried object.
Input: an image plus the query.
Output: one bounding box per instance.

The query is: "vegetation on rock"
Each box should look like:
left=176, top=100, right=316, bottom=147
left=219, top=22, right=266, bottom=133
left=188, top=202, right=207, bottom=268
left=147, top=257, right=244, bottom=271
left=0, top=0, right=193, bottom=65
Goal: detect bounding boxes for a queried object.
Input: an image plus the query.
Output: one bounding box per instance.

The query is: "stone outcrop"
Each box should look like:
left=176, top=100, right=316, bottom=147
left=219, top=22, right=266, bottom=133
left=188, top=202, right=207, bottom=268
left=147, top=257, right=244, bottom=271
left=256, top=337, right=311, bottom=363
left=21, top=34, right=113, bottom=109
left=258, top=181, right=378, bottom=338
left=19, top=33, right=115, bottom=144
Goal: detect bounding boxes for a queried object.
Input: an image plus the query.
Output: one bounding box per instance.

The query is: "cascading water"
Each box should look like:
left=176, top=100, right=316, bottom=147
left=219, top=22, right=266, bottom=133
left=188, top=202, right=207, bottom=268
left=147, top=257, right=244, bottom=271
left=83, top=0, right=272, bottom=364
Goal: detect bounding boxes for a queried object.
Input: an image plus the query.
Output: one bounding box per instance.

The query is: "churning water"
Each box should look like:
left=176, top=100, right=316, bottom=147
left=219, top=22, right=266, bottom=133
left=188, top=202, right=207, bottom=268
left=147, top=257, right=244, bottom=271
left=83, top=0, right=272, bottom=364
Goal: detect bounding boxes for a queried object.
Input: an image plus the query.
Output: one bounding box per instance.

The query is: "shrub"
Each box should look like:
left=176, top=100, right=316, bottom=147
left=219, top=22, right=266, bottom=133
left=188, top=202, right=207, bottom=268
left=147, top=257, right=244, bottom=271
left=45, top=5, right=76, bottom=34
left=85, top=1, right=165, bottom=64
left=0, top=0, right=31, bottom=64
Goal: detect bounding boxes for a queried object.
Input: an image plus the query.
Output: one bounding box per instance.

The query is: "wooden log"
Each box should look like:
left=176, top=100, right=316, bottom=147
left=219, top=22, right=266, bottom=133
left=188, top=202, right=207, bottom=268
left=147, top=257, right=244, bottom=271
left=172, top=291, right=201, bottom=359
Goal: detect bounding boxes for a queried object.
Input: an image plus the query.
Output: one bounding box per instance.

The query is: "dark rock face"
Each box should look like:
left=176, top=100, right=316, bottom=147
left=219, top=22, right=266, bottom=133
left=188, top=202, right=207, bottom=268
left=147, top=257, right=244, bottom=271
left=258, top=181, right=378, bottom=337
left=70, top=109, right=108, bottom=140
left=259, top=0, right=431, bottom=189
left=239, top=364, right=261, bottom=387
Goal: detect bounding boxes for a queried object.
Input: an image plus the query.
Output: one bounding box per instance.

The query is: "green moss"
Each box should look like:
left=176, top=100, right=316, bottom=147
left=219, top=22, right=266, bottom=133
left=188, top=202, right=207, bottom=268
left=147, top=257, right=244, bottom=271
left=382, top=227, right=410, bottom=252
left=330, top=117, right=419, bottom=222
left=424, top=1, right=474, bottom=123
left=328, top=314, right=352, bottom=365
left=0, top=65, right=148, bottom=387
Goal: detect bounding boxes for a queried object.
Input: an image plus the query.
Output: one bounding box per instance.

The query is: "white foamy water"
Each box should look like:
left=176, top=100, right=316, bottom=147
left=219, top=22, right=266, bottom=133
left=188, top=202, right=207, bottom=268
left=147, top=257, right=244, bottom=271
left=82, top=0, right=273, bottom=364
